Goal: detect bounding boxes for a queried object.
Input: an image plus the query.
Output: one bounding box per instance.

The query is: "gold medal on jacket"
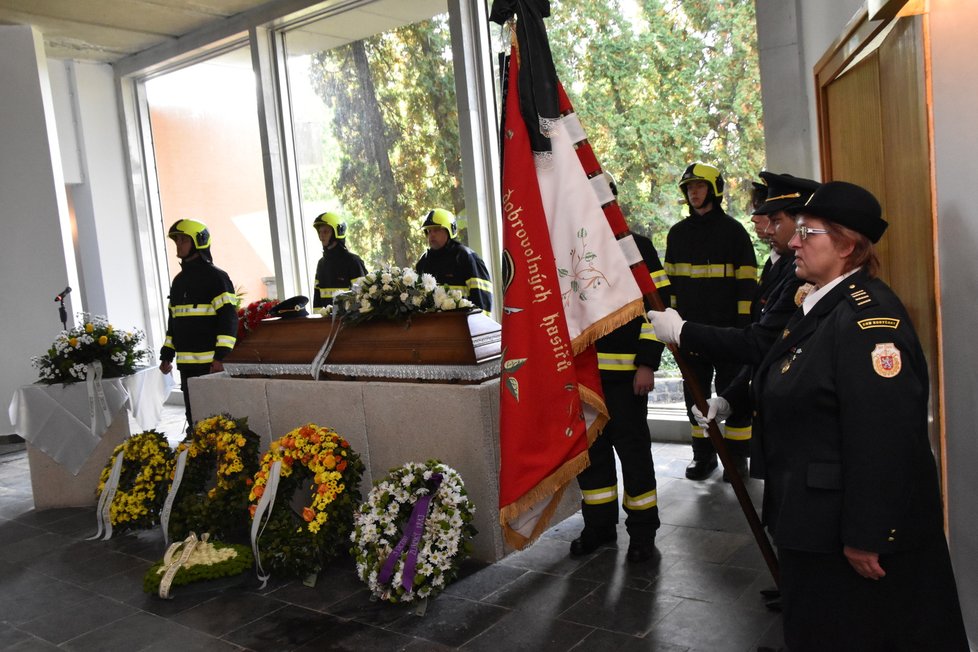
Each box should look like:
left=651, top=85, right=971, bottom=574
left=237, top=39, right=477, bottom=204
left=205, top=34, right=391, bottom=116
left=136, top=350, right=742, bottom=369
left=871, top=342, right=902, bottom=378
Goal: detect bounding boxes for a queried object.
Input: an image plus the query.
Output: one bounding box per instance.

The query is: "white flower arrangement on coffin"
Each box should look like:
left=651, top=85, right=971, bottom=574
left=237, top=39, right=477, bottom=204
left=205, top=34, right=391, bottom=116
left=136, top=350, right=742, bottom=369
left=317, top=265, right=474, bottom=325
left=350, top=460, right=477, bottom=603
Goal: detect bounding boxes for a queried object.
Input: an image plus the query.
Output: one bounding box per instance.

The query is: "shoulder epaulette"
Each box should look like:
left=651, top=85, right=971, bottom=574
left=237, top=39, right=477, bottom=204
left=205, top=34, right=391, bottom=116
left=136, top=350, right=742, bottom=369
left=844, top=282, right=878, bottom=311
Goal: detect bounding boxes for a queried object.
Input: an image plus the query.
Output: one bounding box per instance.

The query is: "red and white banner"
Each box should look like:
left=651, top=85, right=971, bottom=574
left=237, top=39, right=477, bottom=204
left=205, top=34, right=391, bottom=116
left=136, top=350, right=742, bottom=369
left=498, top=48, right=644, bottom=548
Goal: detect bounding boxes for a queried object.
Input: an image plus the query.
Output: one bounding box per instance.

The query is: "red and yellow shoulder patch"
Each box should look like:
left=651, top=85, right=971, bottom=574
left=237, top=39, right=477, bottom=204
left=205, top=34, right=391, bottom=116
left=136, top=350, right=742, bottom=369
left=871, top=342, right=902, bottom=378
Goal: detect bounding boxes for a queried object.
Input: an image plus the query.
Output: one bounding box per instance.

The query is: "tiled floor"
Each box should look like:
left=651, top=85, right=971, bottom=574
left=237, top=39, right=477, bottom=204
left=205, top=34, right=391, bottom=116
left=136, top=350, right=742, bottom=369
left=0, top=407, right=785, bottom=651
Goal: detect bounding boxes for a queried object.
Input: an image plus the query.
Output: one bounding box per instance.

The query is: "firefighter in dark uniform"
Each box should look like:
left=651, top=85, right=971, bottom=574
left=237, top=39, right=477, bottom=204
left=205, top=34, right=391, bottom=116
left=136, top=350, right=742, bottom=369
left=751, top=181, right=967, bottom=651
left=655, top=173, right=820, bottom=370
left=158, top=219, right=238, bottom=432
left=415, top=208, right=493, bottom=313
left=570, top=230, right=670, bottom=564
left=664, top=162, right=757, bottom=480
left=311, top=212, right=367, bottom=309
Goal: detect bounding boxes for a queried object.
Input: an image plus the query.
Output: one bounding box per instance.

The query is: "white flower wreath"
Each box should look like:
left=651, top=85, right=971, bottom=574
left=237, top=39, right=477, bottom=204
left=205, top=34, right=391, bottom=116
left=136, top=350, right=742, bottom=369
left=351, top=460, right=477, bottom=603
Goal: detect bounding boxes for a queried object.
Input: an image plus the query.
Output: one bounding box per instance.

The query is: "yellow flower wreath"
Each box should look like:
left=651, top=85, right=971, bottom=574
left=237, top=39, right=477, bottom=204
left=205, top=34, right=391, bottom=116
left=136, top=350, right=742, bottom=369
left=96, top=430, right=174, bottom=531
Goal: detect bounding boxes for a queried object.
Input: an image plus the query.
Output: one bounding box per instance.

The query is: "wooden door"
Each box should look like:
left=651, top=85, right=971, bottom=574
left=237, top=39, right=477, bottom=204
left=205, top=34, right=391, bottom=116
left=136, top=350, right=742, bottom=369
left=816, top=15, right=943, bottom=456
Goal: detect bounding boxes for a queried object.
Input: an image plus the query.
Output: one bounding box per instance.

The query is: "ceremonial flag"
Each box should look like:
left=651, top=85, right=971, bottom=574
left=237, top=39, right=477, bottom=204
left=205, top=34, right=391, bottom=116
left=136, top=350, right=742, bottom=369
left=494, top=1, right=651, bottom=548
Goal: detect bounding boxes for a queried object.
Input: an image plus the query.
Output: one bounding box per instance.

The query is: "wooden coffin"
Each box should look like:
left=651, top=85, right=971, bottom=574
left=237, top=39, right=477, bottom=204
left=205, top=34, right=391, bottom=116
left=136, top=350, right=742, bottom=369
left=223, top=310, right=501, bottom=383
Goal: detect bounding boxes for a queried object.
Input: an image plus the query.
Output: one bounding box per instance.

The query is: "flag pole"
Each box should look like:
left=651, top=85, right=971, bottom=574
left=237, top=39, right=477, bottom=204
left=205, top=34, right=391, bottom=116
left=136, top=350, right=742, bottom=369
left=489, top=0, right=779, bottom=584
left=641, top=287, right=780, bottom=587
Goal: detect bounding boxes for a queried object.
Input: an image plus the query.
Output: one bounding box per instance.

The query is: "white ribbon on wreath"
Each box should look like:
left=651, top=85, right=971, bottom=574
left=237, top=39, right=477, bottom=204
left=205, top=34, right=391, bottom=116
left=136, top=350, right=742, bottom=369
left=85, top=360, right=112, bottom=434
left=160, top=447, right=189, bottom=548
left=249, top=458, right=282, bottom=588
left=87, top=449, right=125, bottom=541
left=158, top=532, right=207, bottom=599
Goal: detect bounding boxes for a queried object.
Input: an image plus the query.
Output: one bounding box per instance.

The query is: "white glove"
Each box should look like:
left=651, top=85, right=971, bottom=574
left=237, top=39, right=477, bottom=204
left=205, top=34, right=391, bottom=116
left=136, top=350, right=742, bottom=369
left=691, top=396, right=732, bottom=428
left=647, top=307, right=685, bottom=345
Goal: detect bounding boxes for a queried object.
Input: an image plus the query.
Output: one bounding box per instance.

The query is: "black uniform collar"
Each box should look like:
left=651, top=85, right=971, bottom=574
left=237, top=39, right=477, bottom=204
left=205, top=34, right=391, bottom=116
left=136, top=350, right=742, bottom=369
left=686, top=205, right=725, bottom=221
left=179, top=254, right=209, bottom=269
left=426, top=239, right=460, bottom=258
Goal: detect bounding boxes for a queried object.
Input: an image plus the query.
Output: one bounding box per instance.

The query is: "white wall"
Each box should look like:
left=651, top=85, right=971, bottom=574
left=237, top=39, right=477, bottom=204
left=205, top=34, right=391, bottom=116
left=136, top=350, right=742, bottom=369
left=929, top=0, right=978, bottom=645
left=0, top=26, right=80, bottom=435
left=64, top=61, right=150, bottom=337
left=1, top=31, right=153, bottom=435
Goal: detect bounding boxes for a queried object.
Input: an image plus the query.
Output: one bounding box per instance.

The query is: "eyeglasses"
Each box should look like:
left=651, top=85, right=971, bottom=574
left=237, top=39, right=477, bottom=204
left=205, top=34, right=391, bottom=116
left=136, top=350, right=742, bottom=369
left=795, top=225, right=829, bottom=240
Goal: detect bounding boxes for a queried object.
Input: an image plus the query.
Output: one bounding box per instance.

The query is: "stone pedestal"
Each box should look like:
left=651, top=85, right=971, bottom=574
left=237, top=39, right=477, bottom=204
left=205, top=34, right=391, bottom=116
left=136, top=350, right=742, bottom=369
left=188, top=374, right=580, bottom=562
left=27, top=407, right=129, bottom=509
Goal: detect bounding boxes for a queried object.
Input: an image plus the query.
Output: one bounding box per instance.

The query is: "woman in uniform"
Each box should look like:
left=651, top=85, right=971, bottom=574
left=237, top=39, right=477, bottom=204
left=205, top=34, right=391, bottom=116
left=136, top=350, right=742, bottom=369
left=752, top=181, right=967, bottom=651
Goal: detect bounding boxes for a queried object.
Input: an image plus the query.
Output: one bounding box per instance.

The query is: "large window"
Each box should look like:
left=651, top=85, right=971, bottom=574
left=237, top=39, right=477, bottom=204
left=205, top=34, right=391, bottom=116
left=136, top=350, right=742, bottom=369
left=282, top=0, right=467, bottom=283
left=145, top=47, right=277, bottom=302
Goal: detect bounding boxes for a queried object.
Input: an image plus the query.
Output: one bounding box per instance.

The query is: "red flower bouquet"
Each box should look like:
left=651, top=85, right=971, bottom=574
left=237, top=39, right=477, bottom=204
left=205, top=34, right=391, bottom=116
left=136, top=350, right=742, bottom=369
left=236, top=299, right=279, bottom=341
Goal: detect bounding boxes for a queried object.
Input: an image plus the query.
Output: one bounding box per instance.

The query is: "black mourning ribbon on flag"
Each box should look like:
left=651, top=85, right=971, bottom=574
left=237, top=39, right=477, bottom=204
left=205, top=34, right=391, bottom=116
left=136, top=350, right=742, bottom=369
left=490, top=0, right=559, bottom=154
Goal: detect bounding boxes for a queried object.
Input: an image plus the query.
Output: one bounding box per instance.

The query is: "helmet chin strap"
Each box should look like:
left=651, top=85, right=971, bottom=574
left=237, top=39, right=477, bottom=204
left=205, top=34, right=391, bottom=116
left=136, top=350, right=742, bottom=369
left=178, top=250, right=201, bottom=262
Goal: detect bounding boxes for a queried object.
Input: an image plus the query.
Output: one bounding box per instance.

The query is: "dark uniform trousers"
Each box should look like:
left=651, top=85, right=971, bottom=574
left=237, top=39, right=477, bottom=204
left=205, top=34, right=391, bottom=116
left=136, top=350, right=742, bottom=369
left=178, top=364, right=212, bottom=431
left=576, top=379, right=659, bottom=540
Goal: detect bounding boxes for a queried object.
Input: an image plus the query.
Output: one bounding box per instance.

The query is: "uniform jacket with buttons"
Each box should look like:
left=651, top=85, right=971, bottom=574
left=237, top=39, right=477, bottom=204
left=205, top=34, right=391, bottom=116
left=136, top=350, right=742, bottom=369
left=751, top=270, right=944, bottom=554
left=752, top=253, right=795, bottom=323
left=160, top=256, right=238, bottom=369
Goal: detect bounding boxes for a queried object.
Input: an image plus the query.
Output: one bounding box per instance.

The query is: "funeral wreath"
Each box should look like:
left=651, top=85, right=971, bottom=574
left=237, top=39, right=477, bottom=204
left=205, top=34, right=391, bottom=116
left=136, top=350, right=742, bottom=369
left=250, top=423, right=364, bottom=578
left=144, top=532, right=254, bottom=597
left=95, top=430, right=175, bottom=532
left=236, top=298, right=280, bottom=341
left=351, top=460, right=476, bottom=603
left=166, top=414, right=261, bottom=543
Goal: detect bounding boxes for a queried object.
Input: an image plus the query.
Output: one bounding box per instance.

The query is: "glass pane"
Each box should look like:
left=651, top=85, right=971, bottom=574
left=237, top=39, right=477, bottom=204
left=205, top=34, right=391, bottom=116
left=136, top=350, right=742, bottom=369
left=283, top=0, right=463, bottom=283
left=145, top=47, right=277, bottom=304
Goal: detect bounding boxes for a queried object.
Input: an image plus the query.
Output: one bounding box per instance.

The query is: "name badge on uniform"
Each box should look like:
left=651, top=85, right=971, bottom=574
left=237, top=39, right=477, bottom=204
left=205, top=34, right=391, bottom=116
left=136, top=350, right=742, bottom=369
left=871, top=343, right=902, bottom=378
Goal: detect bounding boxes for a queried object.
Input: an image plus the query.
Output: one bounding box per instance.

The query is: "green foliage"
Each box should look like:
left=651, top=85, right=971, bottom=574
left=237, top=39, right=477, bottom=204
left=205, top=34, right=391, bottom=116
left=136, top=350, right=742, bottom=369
left=308, top=16, right=462, bottom=269
left=303, top=1, right=765, bottom=264
left=546, top=0, right=766, bottom=247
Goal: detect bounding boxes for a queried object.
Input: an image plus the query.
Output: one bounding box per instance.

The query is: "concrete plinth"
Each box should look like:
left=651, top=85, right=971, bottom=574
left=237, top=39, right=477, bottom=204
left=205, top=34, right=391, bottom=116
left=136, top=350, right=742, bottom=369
left=27, top=407, right=129, bottom=509
left=188, top=374, right=580, bottom=562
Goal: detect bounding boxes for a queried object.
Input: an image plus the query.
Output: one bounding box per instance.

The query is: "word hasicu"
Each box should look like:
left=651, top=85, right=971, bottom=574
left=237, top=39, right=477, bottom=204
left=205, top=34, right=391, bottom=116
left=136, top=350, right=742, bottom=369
left=540, top=313, right=573, bottom=372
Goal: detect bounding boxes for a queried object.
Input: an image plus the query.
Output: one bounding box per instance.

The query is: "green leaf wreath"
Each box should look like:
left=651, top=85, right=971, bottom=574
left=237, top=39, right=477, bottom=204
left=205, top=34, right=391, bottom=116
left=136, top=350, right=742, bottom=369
left=167, top=414, right=261, bottom=543
left=351, top=460, right=476, bottom=603
left=144, top=536, right=254, bottom=594
left=250, top=423, right=364, bottom=578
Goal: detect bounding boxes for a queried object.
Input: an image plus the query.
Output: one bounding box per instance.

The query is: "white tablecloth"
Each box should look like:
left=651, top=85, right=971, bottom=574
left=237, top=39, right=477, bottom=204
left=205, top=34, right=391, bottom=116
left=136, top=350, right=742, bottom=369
left=8, top=367, right=174, bottom=475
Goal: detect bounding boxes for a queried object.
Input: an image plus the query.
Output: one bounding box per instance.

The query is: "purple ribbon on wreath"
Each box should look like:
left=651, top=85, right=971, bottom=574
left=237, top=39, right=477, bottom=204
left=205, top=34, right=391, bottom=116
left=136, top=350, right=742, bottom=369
left=378, top=473, right=444, bottom=593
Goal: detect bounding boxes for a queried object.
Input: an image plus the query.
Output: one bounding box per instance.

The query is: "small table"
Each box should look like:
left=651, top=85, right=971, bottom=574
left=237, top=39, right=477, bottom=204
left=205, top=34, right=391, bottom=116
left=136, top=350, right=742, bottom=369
left=8, top=367, right=173, bottom=509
